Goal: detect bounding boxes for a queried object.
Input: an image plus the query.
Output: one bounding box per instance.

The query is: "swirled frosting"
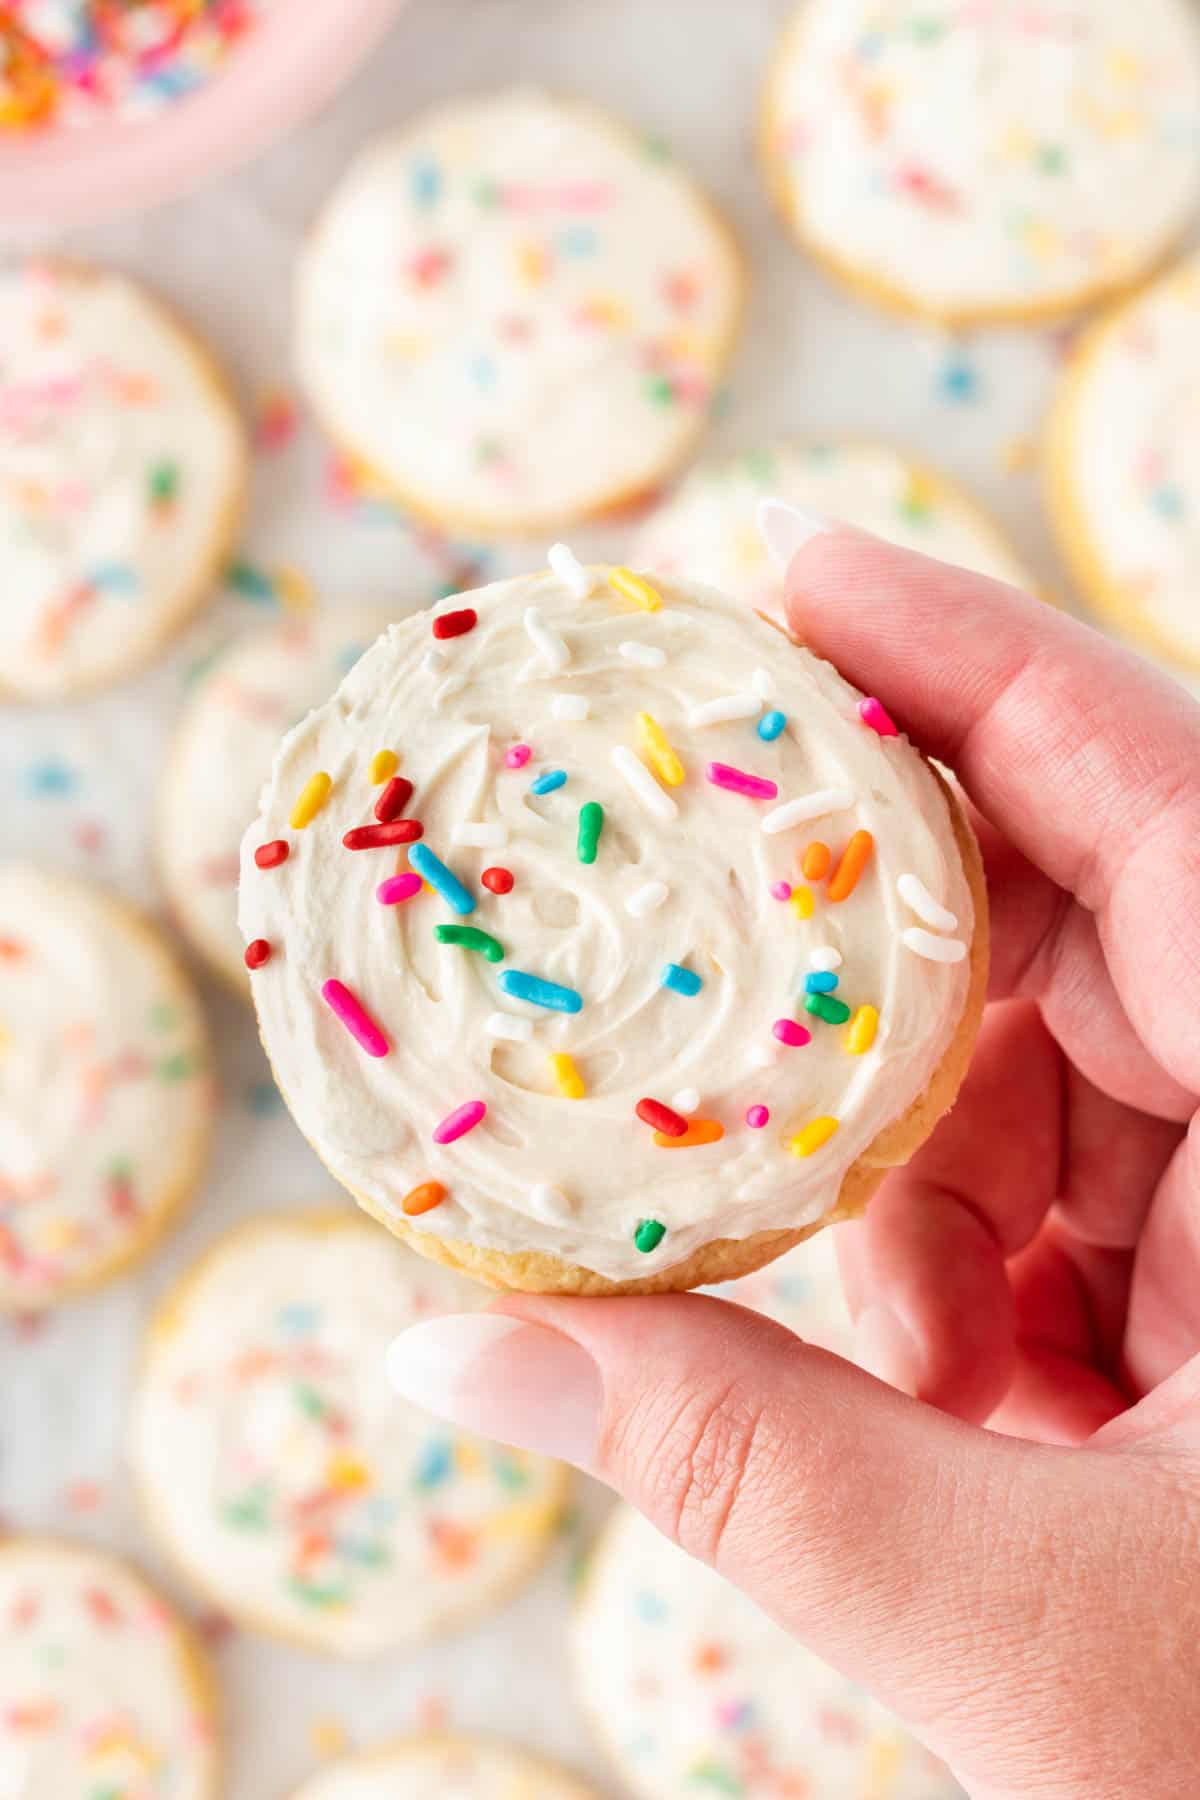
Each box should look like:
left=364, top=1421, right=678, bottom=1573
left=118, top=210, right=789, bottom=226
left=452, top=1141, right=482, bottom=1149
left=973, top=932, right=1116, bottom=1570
left=291, top=1735, right=595, bottom=1800
left=240, top=569, right=974, bottom=1284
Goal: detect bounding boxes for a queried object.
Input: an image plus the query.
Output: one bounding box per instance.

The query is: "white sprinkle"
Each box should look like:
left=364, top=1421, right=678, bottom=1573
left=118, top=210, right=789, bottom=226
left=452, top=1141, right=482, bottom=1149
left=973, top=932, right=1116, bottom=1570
left=524, top=605, right=570, bottom=672
left=625, top=880, right=669, bottom=918
left=761, top=788, right=856, bottom=835
left=903, top=927, right=967, bottom=964
left=420, top=648, right=446, bottom=678
left=453, top=823, right=509, bottom=849
left=610, top=745, right=677, bottom=822
left=671, top=1088, right=700, bottom=1115
left=687, top=692, right=761, bottom=728
left=486, top=1012, right=534, bottom=1043
left=751, top=667, right=775, bottom=701
left=531, top=1182, right=574, bottom=1220
left=749, top=1044, right=780, bottom=1068
left=548, top=542, right=593, bottom=600
left=620, top=640, right=667, bottom=668
left=809, top=946, right=843, bottom=972
left=898, top=873, right=958, bottom=932
left=551, top=692, right=589, bottom=721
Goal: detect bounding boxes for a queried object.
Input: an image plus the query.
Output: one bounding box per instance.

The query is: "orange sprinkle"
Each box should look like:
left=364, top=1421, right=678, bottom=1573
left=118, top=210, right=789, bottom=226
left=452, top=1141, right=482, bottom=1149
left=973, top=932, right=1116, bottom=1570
left=310, top=1718, right=348, bottom=1759
left=402, top=1181, right=447, bottom=1217
left=801, top=841, right=831, bottom=882
left=827, top=830, right=874, bottom=903
left=653, top=1117, right=725, bottom=1149
left=694, top=1642, right=727, bottom=1674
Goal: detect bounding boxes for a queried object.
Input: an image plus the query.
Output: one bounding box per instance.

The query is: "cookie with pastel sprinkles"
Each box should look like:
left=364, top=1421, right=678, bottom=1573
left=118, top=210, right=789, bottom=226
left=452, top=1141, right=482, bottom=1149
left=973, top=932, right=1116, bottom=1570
left=0, top=865, right=213, bottom=1309
left=634, top=442, right=1035, bottom=619
left=295, top=90, right=745, bottom=536
left=0, top=1536, right=220, bottom=1800
left=709, top=1219, right=854, bottom=1357
left=0, top=261, right=247, bottom=700
left=129, top=1211, right=568, bottom=1655
left=760, top=0, right=1200, bottom=327
left=239, top=563, right=987, bottom=1296
left=289, top=1733, right=597, bottom=1800
left=1046, top=252, right=1200, bottom=672
left=159, top=607, right=395, bottom=991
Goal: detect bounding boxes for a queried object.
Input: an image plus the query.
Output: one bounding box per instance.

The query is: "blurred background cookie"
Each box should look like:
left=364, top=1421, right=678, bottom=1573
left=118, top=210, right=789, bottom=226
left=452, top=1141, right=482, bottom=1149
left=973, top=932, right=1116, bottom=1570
left=289, top=1732, right=597, bottom=1799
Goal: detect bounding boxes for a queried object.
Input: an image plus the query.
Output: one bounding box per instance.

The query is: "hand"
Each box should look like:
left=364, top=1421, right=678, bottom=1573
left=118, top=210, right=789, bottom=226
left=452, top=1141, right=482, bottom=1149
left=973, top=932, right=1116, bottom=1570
left=387, top=524, right=1200, bottom=1800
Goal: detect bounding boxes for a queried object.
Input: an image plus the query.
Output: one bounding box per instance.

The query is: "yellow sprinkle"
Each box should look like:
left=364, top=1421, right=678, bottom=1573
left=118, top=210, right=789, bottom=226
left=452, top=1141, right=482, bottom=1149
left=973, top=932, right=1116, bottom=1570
left=484, top=1496, right=562, bottom=1541
left=310, top=1718, right=348, bottom=1759
left=290, top=771, right=332, bottom=830
left=516, top=239, right=549, bottom=286
left=369, top=749, right=398, bottom=784
left=454, top=1439, right=484, bottom=1476
left=549, top=1052, right=586, bottom=1099
left=789, top=885, right=815, bottom=920
left=326, top=1451, right=370, bottom=1492
left=40, top=1218, right=81, bottom=1254
left=273, top=563, right=314, bottom=615
left=846, top=1005, right=879, bottom=1056
left=1000, top=435, right=1038, bottom=475
left=635, top=712, right=685, bottom=787
left=789, top=1116, right=840, bottom=1158
left=609, top=567, right=662, bottom=612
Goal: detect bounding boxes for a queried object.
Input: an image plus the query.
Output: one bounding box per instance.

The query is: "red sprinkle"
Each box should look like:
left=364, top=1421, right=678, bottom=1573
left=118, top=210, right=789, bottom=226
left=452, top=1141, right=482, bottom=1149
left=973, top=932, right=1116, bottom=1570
left=432, top=607, right=478, bottom=641
left=343, top=820, right=424, bottom=850
left=636, top=1097, right=688, bottom=1138
left=254, top=840, right=289, bottom=870
left=374, top=775, right=414, bottom=822
left=244, top=939, right=272, bottom=970
left=481, top=866, right=514, bottom=895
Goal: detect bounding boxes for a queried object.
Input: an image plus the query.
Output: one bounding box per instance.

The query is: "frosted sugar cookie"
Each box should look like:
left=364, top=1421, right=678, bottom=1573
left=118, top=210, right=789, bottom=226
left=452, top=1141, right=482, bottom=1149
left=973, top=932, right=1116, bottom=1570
left=575, top=1504, right=962, bottom=1800
left=0, top=1537, right=219, bottom=1800
left=239, top=565, right=987, bottom=1296
left=0, top=865, right=213, bottom=1309
left=295, top=90, right=745, bottom=535
left=130, top=1212, right=568, bottom=1655
left=290, top=1734, right=596, bottom=1800
left=761, top=0, right=1200, bottom=326
left=160, top=608, right=394, bottom=990
left=1046, top=253, right=1200, bottom=671
left=0, top=261, right=247, bottom=700
left=634, top=442, right=1033, bottom=616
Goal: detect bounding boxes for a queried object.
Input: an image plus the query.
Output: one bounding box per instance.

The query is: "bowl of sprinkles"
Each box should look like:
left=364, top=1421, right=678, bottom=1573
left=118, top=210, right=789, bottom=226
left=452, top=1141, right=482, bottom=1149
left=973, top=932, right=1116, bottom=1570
left=0, top=0, right=408, bottom=228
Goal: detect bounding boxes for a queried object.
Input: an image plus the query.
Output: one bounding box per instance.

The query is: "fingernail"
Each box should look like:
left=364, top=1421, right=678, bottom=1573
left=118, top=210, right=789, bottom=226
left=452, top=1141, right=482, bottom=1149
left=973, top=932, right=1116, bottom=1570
left=386, top=1312, right=603, bottom=1466
left=853, top=1305, right=924, bottom=1399
left=756, top=497, right=833, bottom=573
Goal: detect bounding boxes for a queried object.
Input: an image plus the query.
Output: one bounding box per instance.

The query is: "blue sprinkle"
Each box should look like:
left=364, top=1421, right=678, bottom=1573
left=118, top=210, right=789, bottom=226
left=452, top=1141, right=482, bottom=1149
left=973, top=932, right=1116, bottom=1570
left=246, top=1080, right=284, bottom=1117
left=530, top=769, right=568, bottom=796
left=414, top=1438, right=454, bottom=1490
left=468, top=354, right=497, bottom=391
left=558, top=224, right=599, bottom=257
left=409, top=843, right=475, bottom=916
left=804, top=971, right=839, bottom=994
left=1151, top=484, right=1186, bottom=520
left=277, top=1303, right=320, bottom=1335
left=88, top=561, right=139, bottom=592
left=499, top=969, right=583, bottom=1013
left=634, top=1588, right=668, bottom=1623
left=939, top=356, right=979, bottom=403
left=411, top=158, right=443, bottom=209
left=661, top=962, right=703, bottom=997
left=757, top=710, right=787, bottom=742
left=26, top=758, right=76, bottom=796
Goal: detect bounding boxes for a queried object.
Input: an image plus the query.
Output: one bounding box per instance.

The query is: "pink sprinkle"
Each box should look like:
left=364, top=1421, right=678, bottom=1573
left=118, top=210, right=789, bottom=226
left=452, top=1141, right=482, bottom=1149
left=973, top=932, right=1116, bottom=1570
left=433, top=1100, right=487, bottom=1145
left=772, top=1019, right=813, bottom=1048
left=505, top=744, right=532, bottom=769
left=377, top=873, right=423, bottom=905
left=769, top=880, right=792, bottom=902
left=322, top=979, right=389, bottom=1057
left=705, top=763, right=779, bottom=801
left=746, top=1105, right=770, bottom=1129
left=858, top=697, right=898, bottom=737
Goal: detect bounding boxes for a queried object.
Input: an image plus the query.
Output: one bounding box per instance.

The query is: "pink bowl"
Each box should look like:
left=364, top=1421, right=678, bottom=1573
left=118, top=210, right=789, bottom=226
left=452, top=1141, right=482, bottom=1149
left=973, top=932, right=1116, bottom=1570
left=0, top=0, right=407, bottom=229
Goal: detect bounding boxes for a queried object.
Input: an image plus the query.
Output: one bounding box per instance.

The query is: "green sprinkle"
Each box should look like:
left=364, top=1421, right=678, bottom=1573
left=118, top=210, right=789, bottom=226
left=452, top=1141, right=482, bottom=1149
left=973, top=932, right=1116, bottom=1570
left=287, top=1576, right=351, bottom=1610
left=226, top=559, right=276, bottom=603
left=577, top=801, right=604, bottom=864
left=434, top=924, right=505, bottom=962
left=157, top=1050, right=199, bottom=1082
left=804, top=993, right=852, bottom=1025
left=634, top=1218, right=667, bottom=1254
left=148, top=458, right=180, bottom=504
left=1036, top=144, right=1068, bottom=175
left=294, top=1382, right=327, bottom=1420
left=645, top=374, right=675, bottom=407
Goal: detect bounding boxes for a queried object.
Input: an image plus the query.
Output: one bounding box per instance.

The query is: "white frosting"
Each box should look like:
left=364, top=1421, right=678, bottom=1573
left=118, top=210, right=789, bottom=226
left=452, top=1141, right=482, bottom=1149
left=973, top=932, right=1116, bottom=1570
left=0, top=865, right=212, bottom=1307
left=708, top=1221, right=853, bottom=1358
left=239, top=570, right=974, bottom=1283
left=575, top=1505, right=962, bottom=1800
left=296, top=90, right=743, bottom=530
left=130, top=1215, right=565, bottom=1656
left=633, top=442, right=1032, bottom=618
left=1052, top=255, right=1200, bottom=662
left=291, top=1736, right=595, bottom=1800
left=0, top=1540, right=216, bottom=1800
left=765, top=0, right=1200, bottom=319
left=162, top=609, right=394, bottom=983
left=0, top=262, right=244, bottom=699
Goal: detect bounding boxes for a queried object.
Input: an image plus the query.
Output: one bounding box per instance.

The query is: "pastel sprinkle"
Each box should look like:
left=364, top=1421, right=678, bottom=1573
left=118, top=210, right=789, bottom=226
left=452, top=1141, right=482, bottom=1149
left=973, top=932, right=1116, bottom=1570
left=377, top=873, right=423, bottom=905
left=481, top=867, right=514, bottom=895
left=620, top=641, right=666, bottom=667
left=757, top=710, right=787, bottom=742
left=846, top=1005, right=879, bottom=1055
left=375, top=776, right=415, bottom=822
left=432, top=607, right=477, bottom=640
left=688, top=692, right=760, bottom=728
left=625, top=879, right=669, bottom=917
left=804, top=971, right=839, bottom=994
left=609, top=567, right=662, bottom=611
left=505, top=744, right=532, bottom=769
left=810, top=946, right=842, bottom=971
left=421, top=649, right=446, bottom=678
left=255, top=839, right=289, bottom=870
left=789, top=886, right=815, bottom=920
left=671, top=1088, right=700, bottom=1114
left=745, top=1104, right=770, bottom=1129
left=322, top=979, right=388, bottom=1057
left=789, top=1116, right=840, bottom=1158
left=290, top=772, right=332, bottom=830
left=859, top=696, right=898, bottom=737
left=636, top=1097, right=687, bottom=1137
left=551, top=693, right=589, bottom=721
left=433, top=1100, right=487, bottom=1144
left=903, top=928, right=967, bottom=963
left=524, top=605, right=570, bottom=672
left=486, top=1012, right=533, bottom=1043
left=577, top=801, right=604, bottom=864
left=636, top=712, right=685, bottom=787
left=499, top=970, right=583, bottom=1013
left=770, top=880, right=792, bottom=902
left=634, top=1218, right=667, bottom=1252
left=244, top=939, right=271, bottom=971
left=773, top=1018, right=813, bottom=1047
left=343, top=820, right=423, bottom=850
left=369, top=750, right=399, bottom=783
left=661, top=962, right=703, bottom=997
left=530, top=769, right=568, bottom=796
left=549, top=1052, right=586, bottom=1099
left=898, top=873, right=958, bottom=932
left=706, top=763, right=778, bottom=801
left=761, top=789, right=855, bottom=835
left=827, top=831, right=875, bottom=903
left=801, top=841, right=832, bottom=881
left=751, top=668, right=776, bottom=700
left=805, top=993, right=851, bottom=1025
left=409, top=843, right=475, bottom=915
left=402, top=1181, right=447, bottom=1217
left=611, top=745, right=677, bottom=822
left=453, top=822, right=509, bottom=849
left=654, top=1118, right=724, bottom=1149
left=434, top=925, right=505, bottom=962
left=548, top=542, right=593, bottom=599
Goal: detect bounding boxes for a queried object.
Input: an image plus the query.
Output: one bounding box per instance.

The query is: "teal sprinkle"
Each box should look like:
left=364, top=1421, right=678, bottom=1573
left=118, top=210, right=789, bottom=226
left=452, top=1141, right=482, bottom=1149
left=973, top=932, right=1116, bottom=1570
left=1151, top=484, right=1186, bottom=520
left=88, top=561, right=138, bottom=591
left=277, top=1303, right=319, bottom=1334
left=804, top=971, right=838, bottom=994
left=757, top=710, right=787, bottom=743
left=414, top=1438, right=454, bottom=1490
left=491, top=1449, right=531, bottom=1491
left=634, top=1218, right=667, bottom=1254
left=26, top=758, right=76, bottom=796
left=246, top=1080, right=284, bottom=1117
left=559, top=224, right=599, bottom=256
left=336, top=1537, right=389, bottom=1568
left=530, top=768, right=567, bottom=796
left=661, top=962, right=702, bottom=997
left=469, top=354, right=497, bottom=390
left=226, top=559, right=277, bottom=604
left=633, top=1587, right=668, bottom=1622
left=411, top=158, right=442, bottom=208
left=939, top=357, right=979, bottom=403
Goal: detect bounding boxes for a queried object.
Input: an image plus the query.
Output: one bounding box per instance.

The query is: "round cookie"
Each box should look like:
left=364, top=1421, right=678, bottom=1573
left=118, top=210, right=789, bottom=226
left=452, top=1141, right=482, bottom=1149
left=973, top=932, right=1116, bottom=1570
left=1045, top=253, right=1200, bottom=671
left=633, top=442, right=1034, bottom=616
left=575, top=1504, right=962, bottom=1800
left=0, top=260, right=247, bottom=701
left=295, top=90, right=745, bottom=536
left=160, top=608, right=395, bottom=991
left=239, top=565, right=987, bottom=1296
left=0, top=1536, right=220, bottom=1799
left=760, top=0, right=1200, bottom=327
left=290, top=1734, right=596, bottom=1800
left=0, top=865, right=213, bottom=1310
left=129, top=1211, right=568, bottom=1656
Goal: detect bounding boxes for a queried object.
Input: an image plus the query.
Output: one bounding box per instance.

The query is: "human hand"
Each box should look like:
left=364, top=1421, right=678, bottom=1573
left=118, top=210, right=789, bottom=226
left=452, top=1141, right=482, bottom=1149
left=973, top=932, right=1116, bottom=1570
left=387, top=520, right=1200, bottom=1800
